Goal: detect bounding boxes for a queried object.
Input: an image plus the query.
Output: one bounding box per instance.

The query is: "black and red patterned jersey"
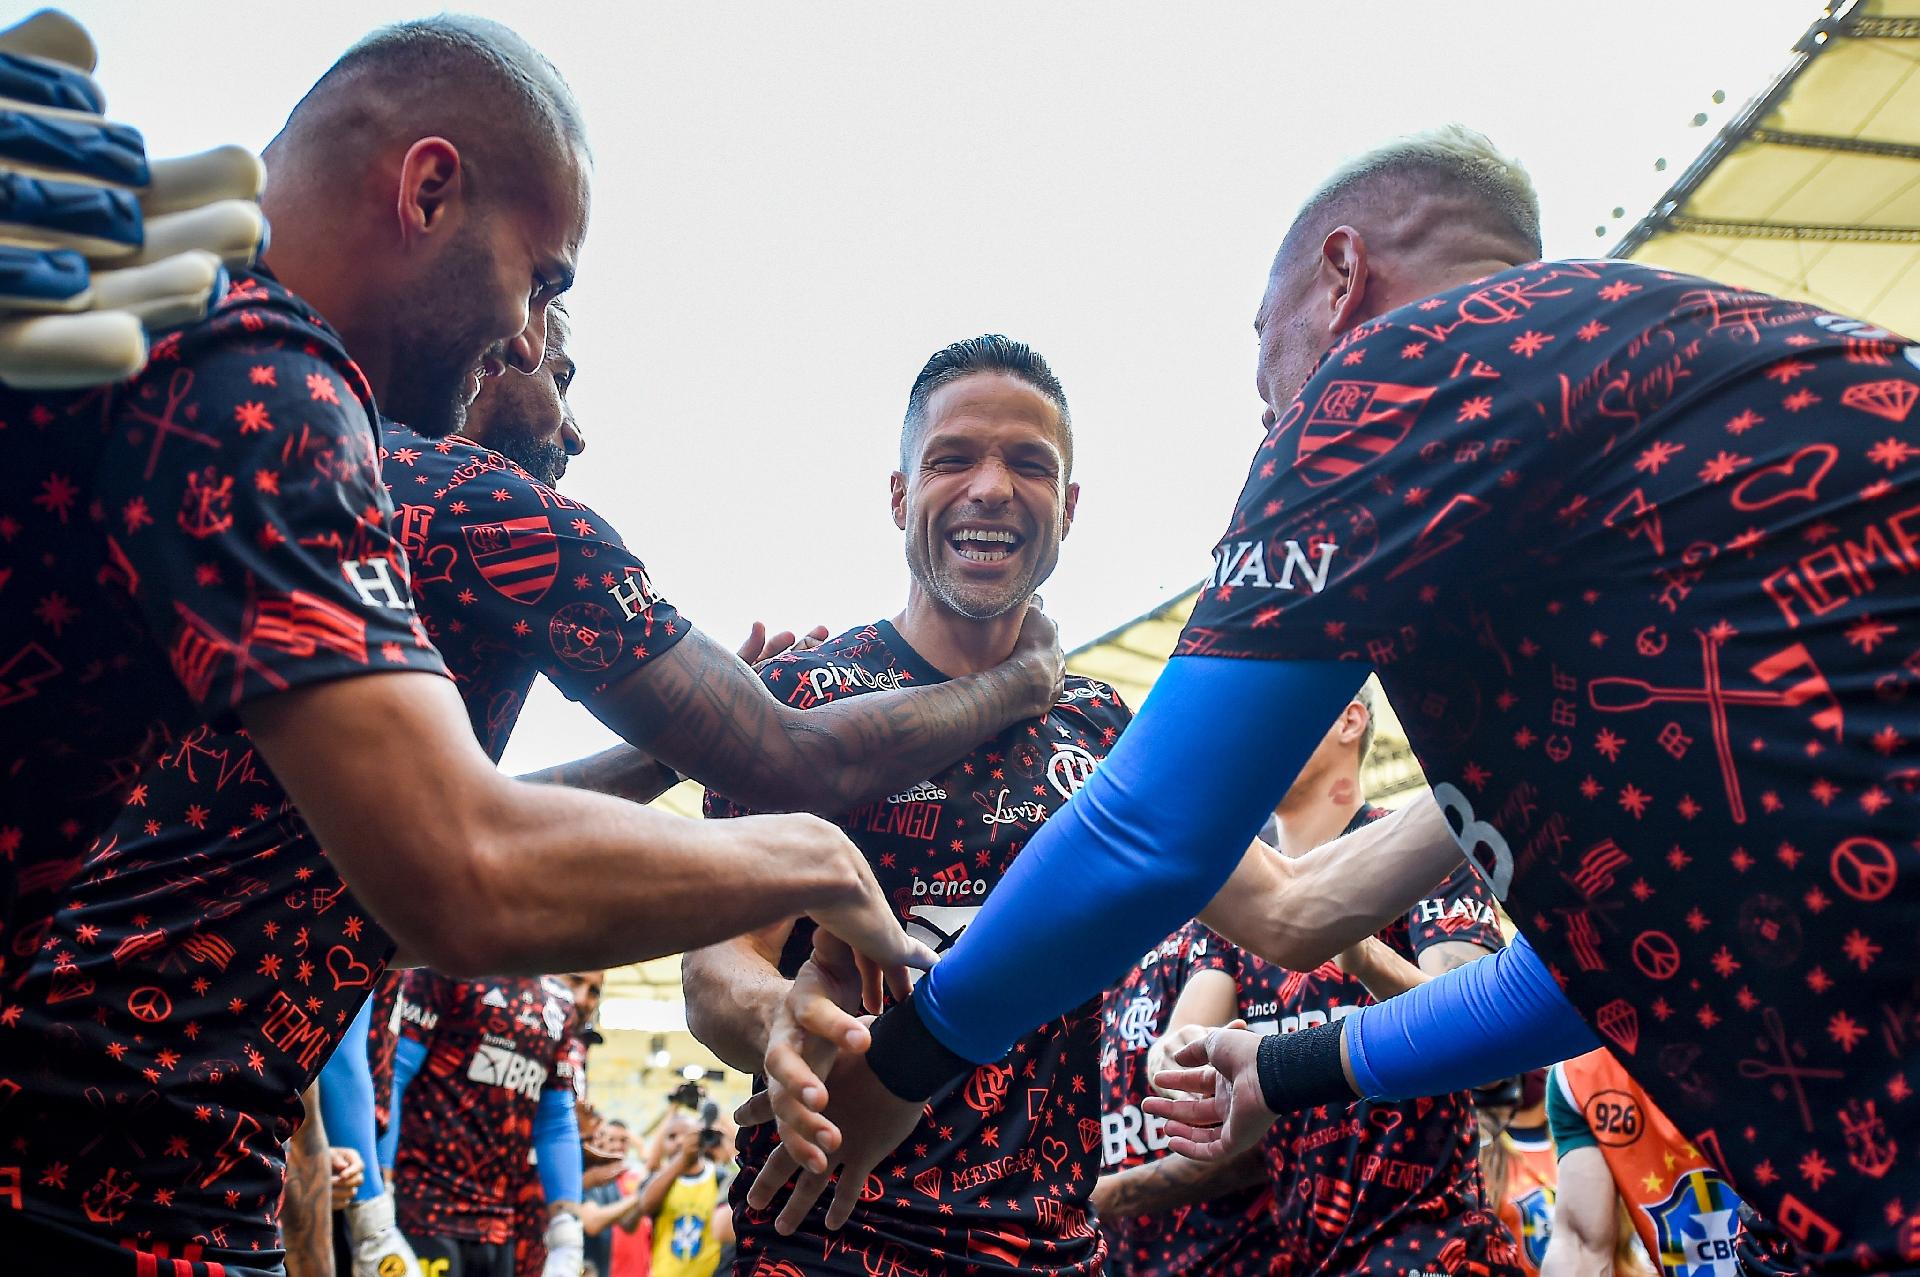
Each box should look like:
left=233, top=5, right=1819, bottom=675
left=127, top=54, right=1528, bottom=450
left=370, top=970, right=405, bottom=1139
left=555, top=1032, right=590, bottom=1106
left=0, top=270, right=448, bottom=1262
left=0, top=416, right=680, bottom=1257
left=1177, top=259, right=1920, bottom=1273
left=392, top=972, right=576, bottom=1244
left=708, top=619, right=1131, bottom=1276
left=1097, top=922, right=1277, bottom=1277
left=0, top=268, right=443, bottom=979
left=511, top=1162, right=548, bottom=1277
left=1189, top=812, right=1515, bottom=1277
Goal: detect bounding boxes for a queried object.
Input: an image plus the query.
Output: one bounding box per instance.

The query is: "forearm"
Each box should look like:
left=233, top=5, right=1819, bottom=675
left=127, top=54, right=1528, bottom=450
left=1540, top=1148, right=1619, bottom=1277
left=874, top=657, right=1362, bottom=1090
left=1204, top=795, right=1465, bottom=971
left=248, top=673, right=870, bottom=976
left=1091, top=1147, right=1265, bottom=1217
left=316, top=999, right=383, bottom=1200
left=533, top=1087, right=584, bottom=1210
left=682, top=938, right=792, bottom=1073
left=1341, top=937, right=1485, bottom=1002
left=637, top=1164, right=685, bottom=1219
left=519, top=743, right=678, bottom=806
left=610, top=627, right=1051, bottom=816
left=579, top=1191, right=644, bottom=1235
left=1343, top=934, right=1599, bottom=1099
left=283, top=1084, right=335, bottom=1277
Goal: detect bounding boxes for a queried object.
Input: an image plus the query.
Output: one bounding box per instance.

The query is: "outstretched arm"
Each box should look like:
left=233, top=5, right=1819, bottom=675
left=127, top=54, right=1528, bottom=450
left=1091, top=1147, right=1267, bottom=1220
left=244, top=671, right=927, bottom=978
left=588, top=608, right=1061, bottom=817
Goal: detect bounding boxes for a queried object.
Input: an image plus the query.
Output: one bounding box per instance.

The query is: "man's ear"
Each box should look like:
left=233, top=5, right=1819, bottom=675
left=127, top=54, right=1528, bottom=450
left=1061, top=481, right=1080, bottom=541
left=1336, top=699, right=1369, bottom=745
left=396, top=137, right=463, bottom=245
left=889, top=471, right=908, bottom=531
left=1319, top=226, right=1372, bottom=339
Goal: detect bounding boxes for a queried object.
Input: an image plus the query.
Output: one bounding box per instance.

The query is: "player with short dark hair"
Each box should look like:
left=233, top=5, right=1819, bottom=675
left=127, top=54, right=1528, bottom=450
left=684, top=335, right=1131, bottom=1275
left=753, top=125, right=1920, bottom=1275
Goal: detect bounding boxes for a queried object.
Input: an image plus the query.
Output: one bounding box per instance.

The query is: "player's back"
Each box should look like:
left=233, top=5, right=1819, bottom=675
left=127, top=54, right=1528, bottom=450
left=711, top=619, right=1130, bottom=1275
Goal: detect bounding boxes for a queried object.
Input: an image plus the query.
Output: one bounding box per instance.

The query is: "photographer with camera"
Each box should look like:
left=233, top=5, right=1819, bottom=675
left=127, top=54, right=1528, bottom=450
left=631, top=1102, right=732, bottom=1277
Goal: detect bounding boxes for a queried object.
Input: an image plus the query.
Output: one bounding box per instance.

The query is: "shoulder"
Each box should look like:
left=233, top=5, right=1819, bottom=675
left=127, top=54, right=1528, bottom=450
left=151, top=271, right=372, bottom=408
left=1055, top=675, right=1132, bottom=728
left=750, top=621, right=895, bottom=702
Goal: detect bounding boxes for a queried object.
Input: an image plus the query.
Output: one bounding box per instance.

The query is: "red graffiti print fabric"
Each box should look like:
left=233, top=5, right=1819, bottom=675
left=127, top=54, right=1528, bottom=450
left=392, top=973, right=576, bottom=1245
left=0, top=270, right=447, bottom=1267
left=0, top=411, right=677, bottom=1260
left=370, top=969, right=405, bottom=1137
left=709, top=620, right=1130, bottom=1275
left=1178, top=260, right=1920, bottom=1274
left=0, top=268, right=443, bottom=983
left=1097, top=922, right=1277, bottom=1277
left=1190, top=812, right=1516, bottom=1277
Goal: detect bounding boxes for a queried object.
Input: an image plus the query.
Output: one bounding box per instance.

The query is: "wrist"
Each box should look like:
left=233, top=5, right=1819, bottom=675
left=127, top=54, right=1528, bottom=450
left=1254, top=1021, right=1355, bottom=1114
left=1012, top=653, right=1055, bottom=716
left=867, top=987, right=974, bottom=1101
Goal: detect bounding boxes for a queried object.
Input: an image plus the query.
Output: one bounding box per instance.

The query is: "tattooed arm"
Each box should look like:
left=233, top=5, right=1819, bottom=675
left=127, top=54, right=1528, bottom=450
left=585, top=608, right=1063, bottom=816
left=283, top=1083, right=336, bottom=1277
left=518, top=744, right=679, bottom=806
left=1090, top=1145, right=1267, bottom=1219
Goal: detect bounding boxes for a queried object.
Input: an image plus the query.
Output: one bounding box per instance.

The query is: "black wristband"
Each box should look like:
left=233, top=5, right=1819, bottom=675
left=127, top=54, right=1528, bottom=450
left=1255, top=1020, right=1354, bottom=1114
left=866, top=990, right=974, bottom=1102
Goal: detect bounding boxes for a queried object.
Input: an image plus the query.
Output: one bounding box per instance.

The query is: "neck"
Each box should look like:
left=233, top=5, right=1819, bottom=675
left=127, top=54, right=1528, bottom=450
left=1387, top=256, right=1521, bottom=316
left=1272, top=771, right=1364, bottom=857
left=256, top=186, right=393, bottom=400
left=891, top=583, right=1023, bottom=678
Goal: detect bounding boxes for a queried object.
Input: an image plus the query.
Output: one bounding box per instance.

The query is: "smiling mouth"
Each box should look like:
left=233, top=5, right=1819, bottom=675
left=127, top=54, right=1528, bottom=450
left=948, top=528, right=1022, bottom=563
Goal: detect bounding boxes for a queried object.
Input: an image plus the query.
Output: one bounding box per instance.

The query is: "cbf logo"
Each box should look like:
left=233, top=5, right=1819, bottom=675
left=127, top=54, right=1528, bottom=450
left=1114, top=993, right=1161, bottom=1052
left=1515, top=1187, right=1554, bottom=1268
left=1651, top=1169, right=1742, bottom=1277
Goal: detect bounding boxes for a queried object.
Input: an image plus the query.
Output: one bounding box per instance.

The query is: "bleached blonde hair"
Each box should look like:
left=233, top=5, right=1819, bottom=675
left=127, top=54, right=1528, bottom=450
left=1287, top=124, right=1543, bottom=260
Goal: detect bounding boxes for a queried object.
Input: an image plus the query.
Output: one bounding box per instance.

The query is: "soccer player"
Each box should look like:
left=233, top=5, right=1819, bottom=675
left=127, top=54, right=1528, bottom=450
left=0, top=21, right=1062, bottom=1271
left=1092, top=921, right=1277, bottom=1277
left=1141, top=690, right=1514, bottom=1277
left=1479, top=1074, right=1560, bottom=1277
left=683, top=335, right=1134, bottom=1275
left=382, top=970, right=584, bottom=1277
left=752, top=126, right=1920, bottom=1274
left=1543, top=1049, right=1745, bottom=1277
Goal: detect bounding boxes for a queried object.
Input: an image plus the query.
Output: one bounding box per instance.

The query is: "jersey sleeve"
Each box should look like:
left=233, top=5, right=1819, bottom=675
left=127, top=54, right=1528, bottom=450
left=97, top=334, right=447, bottom=719
left=410, top=465, right=686, bottom=703
left=1176, top=314, right=1570, bottom=664
left=1545, top=1063, right=1597, bottom=1155
left=1182, top=925, right=1240, bottom=982
left=1403, top=859, right=1506, bottom=958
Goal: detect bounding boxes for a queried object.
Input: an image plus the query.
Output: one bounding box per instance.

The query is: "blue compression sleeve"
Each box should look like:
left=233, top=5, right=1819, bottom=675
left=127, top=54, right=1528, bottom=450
left=376, top=1033, right=426, bottom=1171
left=318, top=999, right=384, bottom=1201
left=532, top=1085, right=583, bottom=1206
left=912, top=656, right=1363, bottom=1066
left=1346, top=933, right=1601, bottom=1098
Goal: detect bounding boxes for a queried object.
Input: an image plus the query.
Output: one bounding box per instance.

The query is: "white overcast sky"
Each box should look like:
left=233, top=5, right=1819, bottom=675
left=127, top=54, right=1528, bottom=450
left=68, top=0, right=1821, bottom=771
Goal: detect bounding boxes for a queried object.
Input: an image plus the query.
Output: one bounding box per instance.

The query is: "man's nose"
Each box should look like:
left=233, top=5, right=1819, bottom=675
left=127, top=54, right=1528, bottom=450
left=560, top=409, right=585, bottom=457
left=506, top=310, right=547, bottom=375
left=965, top=458, right=1015, bottom=504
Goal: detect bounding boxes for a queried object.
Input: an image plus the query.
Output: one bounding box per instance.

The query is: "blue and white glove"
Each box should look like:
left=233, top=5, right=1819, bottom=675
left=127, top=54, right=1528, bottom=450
left=0, top=9, right=266, bottom=389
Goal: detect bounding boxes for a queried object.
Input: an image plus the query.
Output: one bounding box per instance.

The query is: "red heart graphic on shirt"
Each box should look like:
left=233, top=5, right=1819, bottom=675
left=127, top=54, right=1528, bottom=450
left=1078, top=1118, right=1102, bottom=1154
left=1729, top=444, right=1837, bottom=511
left=325, top=944, right=374, bottom=990
left=1369, top=1108, right=1403, bottom=1134
left=1040, top=1137, right=1070, bottom=1171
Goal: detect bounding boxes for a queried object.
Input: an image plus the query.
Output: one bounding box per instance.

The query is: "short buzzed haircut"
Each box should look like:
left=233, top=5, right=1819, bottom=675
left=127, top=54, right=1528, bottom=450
left=270, top=15, right=588, bottom=186
left=901, top=335, right=1074, bottom=474
left=1284, top=125, right=1542, bottom=265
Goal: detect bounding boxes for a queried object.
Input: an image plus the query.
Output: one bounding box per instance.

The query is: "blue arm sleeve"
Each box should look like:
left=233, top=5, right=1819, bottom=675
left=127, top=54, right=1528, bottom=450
left=1345, top=933, right=1601, bottom=1098
left=318, top=999, right=385, bottom=1201
left=915, top=656, right=1364, bottom=1063
left=375, top=1033, right=426, bottom=1171
left=533, top=1085, right=583, bottom=1207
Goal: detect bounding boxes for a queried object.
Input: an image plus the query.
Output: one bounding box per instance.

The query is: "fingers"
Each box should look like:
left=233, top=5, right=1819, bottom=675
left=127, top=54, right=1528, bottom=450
left=774, top=1166, right=831, bottom=1235
left=140, top=146, right=263, bottom=215
left=1143, top=1077, right=1226, bottom=1119
left=1171, top=1032, right=1218, bottom=1067
left=825, top=1153, right=878, bottom=1230
left=733, top=1090, right=773, bottom=1127
left=0, top=11, right=97, bottom=73
left=88, top=248, right=223, bottom=328
left=792, top=986, right=869, bottom=1055
left=0, top=308, right=143, bottom=388
left=734, top=620, right=766, bottom=664
left=135, top=199, right=264, bottom=269
left=1163, top=1131, right=1232, bottom=1162
left=744, top=1144, right=801, bottom=1213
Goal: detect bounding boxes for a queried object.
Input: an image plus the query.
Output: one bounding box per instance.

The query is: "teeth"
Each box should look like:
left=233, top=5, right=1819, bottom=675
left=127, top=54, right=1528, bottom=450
left=955, top=547, right=1008, bottom=562
left=950, top=529, right=1017, bottom=544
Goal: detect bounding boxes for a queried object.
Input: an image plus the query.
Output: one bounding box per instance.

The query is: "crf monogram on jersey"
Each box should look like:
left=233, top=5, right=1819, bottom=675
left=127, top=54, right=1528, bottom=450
left=1180, top=259, right=1920, bottom=1271
left=710, top=619, right=1130, bottom=1276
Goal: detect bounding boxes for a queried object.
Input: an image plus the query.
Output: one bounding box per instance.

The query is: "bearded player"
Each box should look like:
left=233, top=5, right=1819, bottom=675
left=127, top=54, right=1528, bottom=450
left=683, top=335, right=1132, bottom=1275
left=0, top=23, right=1065, bottom=1269
left=754, top=126, right=1920, bottom=1275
